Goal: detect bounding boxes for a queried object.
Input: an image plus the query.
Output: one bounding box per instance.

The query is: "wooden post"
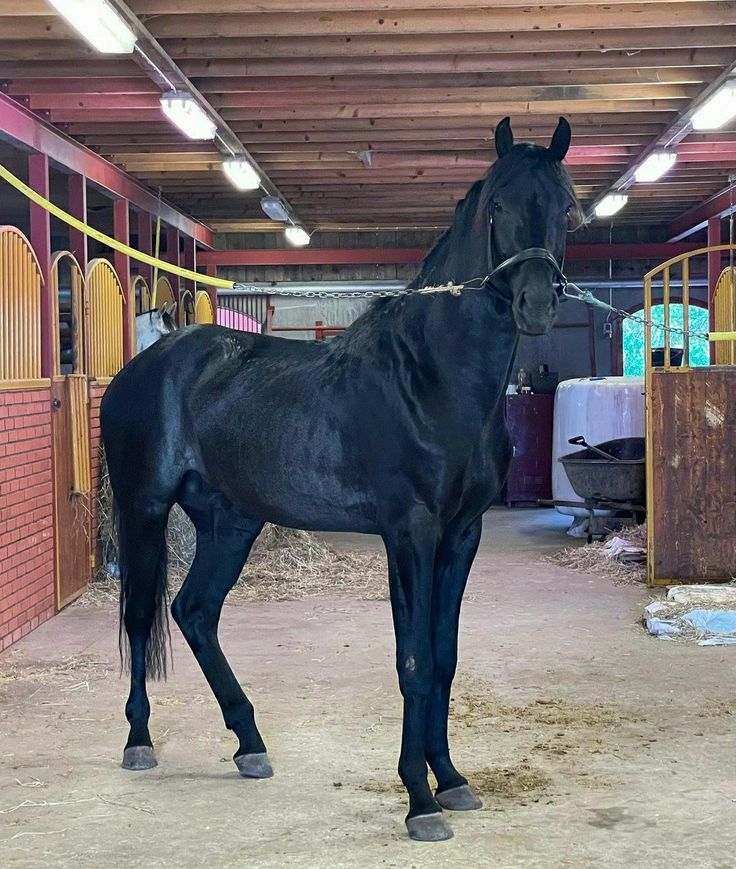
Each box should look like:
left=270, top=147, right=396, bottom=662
left=166, top=227, right=180, bottom=302
left=205, top=263, right=218, bottom=320
left=136, top=210, right=153, bottom=289
left=67, top=174, right=87, bottom=272
left=707, top=217, right=721, bottom=364
left=113, top=199, right=132, bottom=363
left=28, top=153, right=54, bottom=378
left=183, top=234, right=196, bottom=299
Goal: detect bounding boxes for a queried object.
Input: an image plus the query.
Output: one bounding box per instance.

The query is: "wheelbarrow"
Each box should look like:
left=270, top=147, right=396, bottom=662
left=560, top=435, right=646, bottom=505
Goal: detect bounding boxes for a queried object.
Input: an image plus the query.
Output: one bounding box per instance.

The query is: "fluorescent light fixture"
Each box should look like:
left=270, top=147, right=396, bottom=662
left=594, top=193, right=628, bottom=218
left=160, top=91, right=217, bottom=141
left=222, top=158, right=260, bottom=191
left=285, top=225, right=310, bottom=247
left=634, top=151, right=677, bottom=183
left=691, top=83, right=736, bottom=131
left=48, top=0, right=136, bottom=54
left=261, top=196, right=290, bottom=221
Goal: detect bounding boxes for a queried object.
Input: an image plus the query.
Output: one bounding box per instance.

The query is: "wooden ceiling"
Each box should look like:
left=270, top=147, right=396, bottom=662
left=2, top=1, right=736, bottom=233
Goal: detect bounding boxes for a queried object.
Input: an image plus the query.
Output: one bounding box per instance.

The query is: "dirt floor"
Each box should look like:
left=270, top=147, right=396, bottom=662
left=1, top=509, right=735, bottom=869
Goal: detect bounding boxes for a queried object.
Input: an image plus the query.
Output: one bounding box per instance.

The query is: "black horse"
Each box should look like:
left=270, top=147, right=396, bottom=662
left=101, top=117, right=576, bottom=842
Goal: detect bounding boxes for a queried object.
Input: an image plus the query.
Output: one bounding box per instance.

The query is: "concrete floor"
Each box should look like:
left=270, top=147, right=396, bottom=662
left=1, top=509, right=735, bottom=869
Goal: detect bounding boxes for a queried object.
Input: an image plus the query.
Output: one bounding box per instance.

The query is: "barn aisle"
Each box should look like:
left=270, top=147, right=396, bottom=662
left=1, top=510, right=733, bottom=868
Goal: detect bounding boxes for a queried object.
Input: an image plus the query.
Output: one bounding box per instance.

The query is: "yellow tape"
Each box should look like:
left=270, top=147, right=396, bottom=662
left=709, top=331, right=736, bottom=341
left=0, top=163, right=234, bottom=291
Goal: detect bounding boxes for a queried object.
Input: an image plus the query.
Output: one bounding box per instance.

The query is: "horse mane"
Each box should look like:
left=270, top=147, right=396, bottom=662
left=409, top=143, right=580, bottom=290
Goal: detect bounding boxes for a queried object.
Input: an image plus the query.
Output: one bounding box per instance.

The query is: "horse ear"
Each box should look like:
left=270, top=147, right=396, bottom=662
left=166, top=302, right=177, bottom=319
left=548, top=117, right=571, bottom=162
left=494, top=117, right=514, bottom=158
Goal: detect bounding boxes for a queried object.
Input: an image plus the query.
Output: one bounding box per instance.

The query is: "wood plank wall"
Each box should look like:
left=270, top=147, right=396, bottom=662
left=650, top=367, right=736, bottom=583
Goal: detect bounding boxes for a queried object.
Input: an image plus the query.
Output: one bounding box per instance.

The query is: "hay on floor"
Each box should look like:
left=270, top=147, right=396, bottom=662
left=83, top=455, right=388, bottom=607
left=544, top=524, right=647, bottom=585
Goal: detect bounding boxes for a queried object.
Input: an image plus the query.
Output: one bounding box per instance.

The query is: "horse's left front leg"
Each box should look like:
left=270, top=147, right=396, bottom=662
left=425, top=517, right=483, bottom=812
left=383, top=522, right=453, bottom=842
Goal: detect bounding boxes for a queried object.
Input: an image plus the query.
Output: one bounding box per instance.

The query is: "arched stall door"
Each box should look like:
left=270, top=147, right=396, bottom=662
left=179, top=289, right=195, bottom=326
left=50, top=251, right=92, bottom=607
left=133, top=275, right=151, bottom=315
left=154, top=275, right=177, bottom=319
left=195, top=290, right=215, bottom=324
left=87, top=258, right=124, bottom=379
left=0, top=225, right=42, bottom=382
left=713, top=266, right=736, bottom=365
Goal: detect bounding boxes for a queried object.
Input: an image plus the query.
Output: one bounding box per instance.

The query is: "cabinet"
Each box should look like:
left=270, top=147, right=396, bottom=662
left=505, top=393, right=554, bottom=505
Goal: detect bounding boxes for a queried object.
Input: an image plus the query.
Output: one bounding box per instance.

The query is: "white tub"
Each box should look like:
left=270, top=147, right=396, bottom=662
left=552, top=376, right=645, bottom=521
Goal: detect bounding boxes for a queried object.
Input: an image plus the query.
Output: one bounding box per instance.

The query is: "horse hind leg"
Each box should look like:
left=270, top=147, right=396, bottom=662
left=171, top=474, right=269, bottom=776
left=118, top=499, right=172, bottom=771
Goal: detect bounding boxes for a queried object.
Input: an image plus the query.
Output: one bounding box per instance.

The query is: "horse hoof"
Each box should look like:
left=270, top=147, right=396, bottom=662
left=122, top=746, right=157, bottom=771
left=406, top=812, right=454, bottom=842
left=436, top=784, right=483, bottom=811
left=235, top=752, right=273, bottom=779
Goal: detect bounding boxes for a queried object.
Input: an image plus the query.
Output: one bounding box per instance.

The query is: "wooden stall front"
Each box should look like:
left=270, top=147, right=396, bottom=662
left=646, top=245, right=736, bottom=586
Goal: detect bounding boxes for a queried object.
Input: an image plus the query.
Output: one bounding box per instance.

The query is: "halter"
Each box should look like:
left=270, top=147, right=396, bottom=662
left=482, top=210, right=568, bottom=304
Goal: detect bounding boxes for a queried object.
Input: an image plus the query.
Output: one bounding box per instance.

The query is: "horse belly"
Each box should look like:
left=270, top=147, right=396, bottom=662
left=197, top=410, right=379, bottom=534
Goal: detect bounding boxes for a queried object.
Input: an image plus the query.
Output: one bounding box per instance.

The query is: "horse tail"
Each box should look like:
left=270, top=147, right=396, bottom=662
left=115, top=496, right=171, bottom=681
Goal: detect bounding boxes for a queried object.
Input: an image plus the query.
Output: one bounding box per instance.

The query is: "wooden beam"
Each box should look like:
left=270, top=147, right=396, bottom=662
left=133, top=5, right=736, bottom=39
left=6, top=0, right=731, bottom=12
left=158, top=26, right=736, bottom=59
left=198, top=242, right=701, bottom=267
left=216, top=100, right=688, bottom=122
left=667, top=180, right=736, bottom=240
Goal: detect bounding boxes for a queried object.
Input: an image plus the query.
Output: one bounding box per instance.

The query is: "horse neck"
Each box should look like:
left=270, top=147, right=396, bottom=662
left=390, top=224, right=519, bottom=416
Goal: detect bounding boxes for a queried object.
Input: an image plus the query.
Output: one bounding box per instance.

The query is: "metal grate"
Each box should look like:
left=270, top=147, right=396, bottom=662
left=217, top=292, right=269, bottom=332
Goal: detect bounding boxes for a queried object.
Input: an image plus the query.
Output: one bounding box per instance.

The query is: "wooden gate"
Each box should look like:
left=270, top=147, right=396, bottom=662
left=195, top=290, right=215, bottom=324
left=87, top=258, right=124, bottom=378
left=644, top=244, right=736, bottom=585
left=51, top=252, right=92, bottom=607
left=713, top=266, right=736, bottom=365
left=0, top=226, right=42, bottom=382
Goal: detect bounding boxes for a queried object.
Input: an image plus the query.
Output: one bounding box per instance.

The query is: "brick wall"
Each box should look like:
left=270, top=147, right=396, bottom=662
left=0, top=387, right=55, bottom=652
left=89, top=382, right=107, bottom=567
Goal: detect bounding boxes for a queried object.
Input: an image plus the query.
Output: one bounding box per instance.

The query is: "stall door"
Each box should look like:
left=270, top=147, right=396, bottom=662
left=52, top=253, right=92, bottom=608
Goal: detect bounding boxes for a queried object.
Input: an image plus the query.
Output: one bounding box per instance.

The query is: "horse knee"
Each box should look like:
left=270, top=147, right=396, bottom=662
left=396, top=653, right=433, bottom=698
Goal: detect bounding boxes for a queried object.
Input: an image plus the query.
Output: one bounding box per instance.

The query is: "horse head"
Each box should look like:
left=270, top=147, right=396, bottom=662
left=136, top=302, right=178, bottom=353
left=483, top=116, right=579, bottom=336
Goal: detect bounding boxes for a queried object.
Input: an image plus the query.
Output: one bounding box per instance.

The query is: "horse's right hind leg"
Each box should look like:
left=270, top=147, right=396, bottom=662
left=171, top=480, right=269, bottom=777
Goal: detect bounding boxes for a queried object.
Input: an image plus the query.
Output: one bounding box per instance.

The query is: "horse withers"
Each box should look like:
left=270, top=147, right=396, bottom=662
left=101, top=117, right=577, bottom=842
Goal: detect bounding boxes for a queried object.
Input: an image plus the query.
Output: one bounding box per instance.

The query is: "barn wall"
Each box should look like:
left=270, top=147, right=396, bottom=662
left=0, top=387, right=56, bottom=652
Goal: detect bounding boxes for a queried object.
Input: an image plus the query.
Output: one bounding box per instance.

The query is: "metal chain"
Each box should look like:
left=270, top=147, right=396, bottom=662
left=562, top=283, right=710, bottom=340
left=231, top=279, right=481, bottom=300
left=232, top=276, right=711, bottom=340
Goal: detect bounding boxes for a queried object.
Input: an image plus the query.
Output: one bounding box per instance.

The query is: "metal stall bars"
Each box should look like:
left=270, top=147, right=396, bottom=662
left=644, top=243, right=736, bottom=586
left=0, top=226, right=42, bottom=384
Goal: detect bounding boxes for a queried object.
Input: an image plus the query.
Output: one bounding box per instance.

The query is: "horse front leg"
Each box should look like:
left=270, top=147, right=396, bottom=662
left=383, top=523, right=453, bottom=842
left=425, top=517, right=483, bottom=812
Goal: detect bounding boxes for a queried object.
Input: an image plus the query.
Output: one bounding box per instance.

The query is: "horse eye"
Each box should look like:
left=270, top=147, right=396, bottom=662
left=492, top=201, right=503, bottom=213
left=565, top=204, right=573, bottom=215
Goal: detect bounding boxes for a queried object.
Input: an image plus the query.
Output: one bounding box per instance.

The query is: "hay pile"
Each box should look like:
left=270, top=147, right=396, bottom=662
left=83, top=457, right=388, bottom=607
left=543, top=523, right=647, bottom=585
